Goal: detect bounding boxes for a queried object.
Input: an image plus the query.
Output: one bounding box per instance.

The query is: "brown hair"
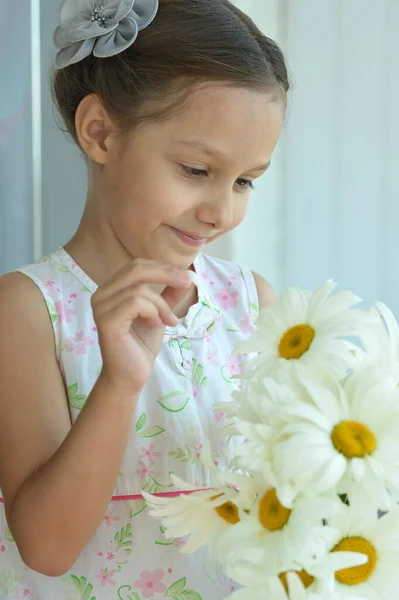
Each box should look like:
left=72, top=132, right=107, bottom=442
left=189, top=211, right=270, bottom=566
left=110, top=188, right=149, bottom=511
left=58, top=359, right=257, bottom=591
left=52, top=0, right=290, bottom=146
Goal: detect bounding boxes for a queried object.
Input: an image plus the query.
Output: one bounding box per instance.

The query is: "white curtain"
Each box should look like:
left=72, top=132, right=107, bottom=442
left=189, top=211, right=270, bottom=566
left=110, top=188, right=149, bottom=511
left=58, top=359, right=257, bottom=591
left=0, top=1, right=33, bottom=272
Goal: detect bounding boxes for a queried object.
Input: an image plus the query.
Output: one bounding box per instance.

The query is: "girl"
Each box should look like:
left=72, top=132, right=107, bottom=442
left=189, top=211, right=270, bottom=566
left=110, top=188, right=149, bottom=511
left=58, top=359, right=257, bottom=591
left=0, top=0, right=289, bottom=598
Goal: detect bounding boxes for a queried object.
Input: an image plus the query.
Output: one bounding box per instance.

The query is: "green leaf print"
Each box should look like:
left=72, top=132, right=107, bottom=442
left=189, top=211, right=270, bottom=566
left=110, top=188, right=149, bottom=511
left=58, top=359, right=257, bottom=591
left=155, top=525, right=173, bottom=546
left=118, top=585, right=141, bottom=600
left=135, top=412, right=147, bottom=432
left=165, top=578, right=186, bottom=596
left=180, top=338, right=191, bottom=351
left=70, top=575, right=97, bottom=600
left=114, top=523, right=132, bottom=552
left=130, top=499, right=147, bottom=519
left=67, top=383, right=87, bottom=410
left=5, top=526, right=14, bottom=542
left=58, top=264, right=70, bottom=273
left=139, top=425, right=165, bottom=438
left=142, top=474, right=173, bottom=495
left=158, top=391, right=189, bottom=413
left=168, top=444, right=195, bottom=464
left=0, top=571, right=23, bottom=594
left=46, top=301, right=58, bottom=323
left=82, top=285, right=91, bottom=293
left=179, top=591, right=202, bottom=600
left=192, top=359, right=207, bottom=388
left=35, top=255, right=50, bottom=264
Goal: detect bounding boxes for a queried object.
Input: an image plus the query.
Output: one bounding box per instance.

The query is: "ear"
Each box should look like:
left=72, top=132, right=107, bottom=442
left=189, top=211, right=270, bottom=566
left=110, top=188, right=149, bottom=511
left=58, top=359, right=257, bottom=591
left=75, top=94, right=115, bottom=164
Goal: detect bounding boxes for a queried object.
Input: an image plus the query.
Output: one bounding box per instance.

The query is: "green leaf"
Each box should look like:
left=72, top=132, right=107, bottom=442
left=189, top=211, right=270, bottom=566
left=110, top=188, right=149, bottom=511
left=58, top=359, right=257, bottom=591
left=180, top=339, right=191, bottom=350
left=70, top=575, right=96, bottom=600
left=58, top=264, right=70, bottom=273
left=139, top=425, right=165, bottom=438
left=114, top=524, right=132, bottom=551
left=135, top=412, right=147, bottom=432
left=194, top=364, right=203, bottom=386
left=70, top=394, right=87, bottom=410
left=221, top=366, right=235, bottom=383
left=180, top=591, right=202, bottom=600
left=0, top=571, right=23, bottom=593
left=165, top=577, right=186, bottom=597
left=227, top=327, right=240, bottom=333
left=168, top=444, right=194, bottom=464
left=155, top=525, right=173, bottom=546
left=130, top=499, right=147, bottom=519
left=46, top=301, right=58, bottom=323
left=118, top=585, right=141, bottom=600
left=36, top=255, right=50, bottom=264
left=82, top=286, right=91, bottom=293
left=250, top=302, right=259, bottom=313
left=5, top=527, right=14, bottom=542
left=68, top=383, right=79, bottom=396
left=201, top=377, right=207, bottom=388
left=157, top=391, right=189, bottom=413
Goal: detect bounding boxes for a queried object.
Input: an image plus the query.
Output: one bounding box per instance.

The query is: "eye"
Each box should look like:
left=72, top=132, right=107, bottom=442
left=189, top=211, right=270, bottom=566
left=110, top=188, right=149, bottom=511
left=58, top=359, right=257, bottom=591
left=180, top=166, right=256, bottom=191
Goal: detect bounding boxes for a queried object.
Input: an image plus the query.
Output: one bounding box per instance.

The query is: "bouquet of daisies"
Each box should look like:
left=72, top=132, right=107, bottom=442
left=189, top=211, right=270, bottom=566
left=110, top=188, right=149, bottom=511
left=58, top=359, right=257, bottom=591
left=144, top=281, right=399, bottom=600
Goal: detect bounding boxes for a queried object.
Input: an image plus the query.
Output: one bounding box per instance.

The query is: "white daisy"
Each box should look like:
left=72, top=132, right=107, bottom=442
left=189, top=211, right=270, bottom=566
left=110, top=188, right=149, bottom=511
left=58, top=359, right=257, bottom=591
left=316, top=500, right=399, bottom=599
left=272, top=369, right=399, bottom=508
left=142, top=443, right=257, bottom=553
left=212, top=485, right=342, bottom=577
left=222, top=533, right=367, bottom=600
left=361, top=303, right=399, bottom=384
left=234, top=280, right=369, bottom=383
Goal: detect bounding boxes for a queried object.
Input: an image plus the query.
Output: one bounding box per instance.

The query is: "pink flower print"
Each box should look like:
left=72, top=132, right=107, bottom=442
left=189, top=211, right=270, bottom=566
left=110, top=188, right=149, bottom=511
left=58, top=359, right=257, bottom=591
left=193, top=389, right=198, bottom=399
left=239, top=313, right=256, bottom=334
left=65, top=330, right=95, bottom=355
left=173, top=535, right=188, bottom=548
left=213, top=288, right=238, bottom=311
left=192, top=441, right=203, bottom=459
left=140, top=444, right=162, bottom=467
left=107, top=552, right=115, bottom=560
left=200, top=272, right=209, bottom=280
left=225, top=353, right=246, bottom=377
left=136, top=460, right=152, bottom=480
left=96, top=568, right=117, bottom=587
left=45, top=280, right=55, bottom=288
left=12, top=590, right=32, bottom=599
left=104, top=508, right=121, bottom=527
left=70, top=293, right=77, bottom=299
left=215, top=412, right=226, bottom=425
left=56, top=301, right=76, bottom=323
left=134, top=570, right=166, bottom=598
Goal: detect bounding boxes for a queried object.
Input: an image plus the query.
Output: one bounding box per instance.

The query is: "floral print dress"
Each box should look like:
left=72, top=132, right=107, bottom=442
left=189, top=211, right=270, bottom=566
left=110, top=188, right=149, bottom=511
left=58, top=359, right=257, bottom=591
left=0, top=247, right=259, bottom=600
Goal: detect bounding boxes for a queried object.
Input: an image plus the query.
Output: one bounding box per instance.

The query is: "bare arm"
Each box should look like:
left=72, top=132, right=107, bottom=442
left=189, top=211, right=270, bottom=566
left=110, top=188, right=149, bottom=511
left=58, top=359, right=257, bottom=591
left=0, top=262, right=191, bottom=576
left=252, top=271, right=278, bottom=309
left=0, top=273, right=139, bottom=576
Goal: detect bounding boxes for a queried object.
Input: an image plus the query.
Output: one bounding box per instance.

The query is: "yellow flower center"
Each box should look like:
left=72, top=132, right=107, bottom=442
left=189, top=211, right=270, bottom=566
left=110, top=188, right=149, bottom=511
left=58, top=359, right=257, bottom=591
left=211, top=495, right=240, bottom=525
left=278, top=325, right=315, bottom=360
left=279, top=570, right=314, bottom=592
left=333, top=537, right=377, bottom=585
left=259, top=489, right=291, bottom=531
left=331, top=420, right=376, bottom=458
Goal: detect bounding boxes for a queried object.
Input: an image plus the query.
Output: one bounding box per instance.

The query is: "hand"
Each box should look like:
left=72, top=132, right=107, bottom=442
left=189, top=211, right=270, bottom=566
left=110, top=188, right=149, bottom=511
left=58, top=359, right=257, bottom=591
left=91, top=259, right=192, bottom=394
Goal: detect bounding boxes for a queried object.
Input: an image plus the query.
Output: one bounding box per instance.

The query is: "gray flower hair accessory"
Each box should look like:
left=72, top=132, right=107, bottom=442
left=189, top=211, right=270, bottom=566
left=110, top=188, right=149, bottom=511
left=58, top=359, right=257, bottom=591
left=54, top=0, right=159, bottom=69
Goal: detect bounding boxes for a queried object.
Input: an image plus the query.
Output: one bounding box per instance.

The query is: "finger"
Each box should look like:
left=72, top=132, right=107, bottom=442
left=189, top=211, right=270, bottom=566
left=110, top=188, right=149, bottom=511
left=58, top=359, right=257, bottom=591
left=97, top=295, right=164, bottom=332
left=161, top=281, right=195, bottom=312
left=93, top=261, right=191, bottom=302
left=95, top=285, right=179, bottom=327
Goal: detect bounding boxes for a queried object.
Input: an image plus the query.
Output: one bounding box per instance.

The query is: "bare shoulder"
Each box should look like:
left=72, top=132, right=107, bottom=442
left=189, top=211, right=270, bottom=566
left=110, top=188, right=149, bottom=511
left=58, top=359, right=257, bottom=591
left=0, top=272, right=71, bottom=509
left=252, top=271, right=278, bottom=310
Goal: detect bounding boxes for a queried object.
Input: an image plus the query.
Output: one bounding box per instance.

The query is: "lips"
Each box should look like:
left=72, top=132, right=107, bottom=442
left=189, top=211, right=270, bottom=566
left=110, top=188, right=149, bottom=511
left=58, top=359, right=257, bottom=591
left=168, top=226, right=208, bottom=247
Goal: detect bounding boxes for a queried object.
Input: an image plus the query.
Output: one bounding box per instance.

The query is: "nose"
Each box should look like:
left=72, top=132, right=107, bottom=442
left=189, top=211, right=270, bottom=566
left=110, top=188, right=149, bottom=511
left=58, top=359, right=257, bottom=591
left=196, top=190, right=234, bottom=232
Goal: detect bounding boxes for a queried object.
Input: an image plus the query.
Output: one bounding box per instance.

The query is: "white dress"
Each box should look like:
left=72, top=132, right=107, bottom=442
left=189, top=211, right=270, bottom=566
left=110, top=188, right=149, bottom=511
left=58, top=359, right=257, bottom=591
left=0, top=247, right=259, bottom=600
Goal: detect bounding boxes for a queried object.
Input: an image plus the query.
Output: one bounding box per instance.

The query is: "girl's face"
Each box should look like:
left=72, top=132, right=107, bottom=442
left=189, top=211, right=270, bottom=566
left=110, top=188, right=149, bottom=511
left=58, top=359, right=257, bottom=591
left=97, top=83, right=284, bottom=270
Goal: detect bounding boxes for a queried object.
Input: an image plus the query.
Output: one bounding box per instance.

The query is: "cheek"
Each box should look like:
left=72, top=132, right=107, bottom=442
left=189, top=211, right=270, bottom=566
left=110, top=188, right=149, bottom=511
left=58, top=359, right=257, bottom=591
left=232, top=197, right=249, bottom=227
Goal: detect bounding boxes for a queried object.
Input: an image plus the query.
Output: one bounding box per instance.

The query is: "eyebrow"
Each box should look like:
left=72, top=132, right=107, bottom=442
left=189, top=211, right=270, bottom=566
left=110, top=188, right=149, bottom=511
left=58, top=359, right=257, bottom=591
left=175, top=139, right=271, bottom=172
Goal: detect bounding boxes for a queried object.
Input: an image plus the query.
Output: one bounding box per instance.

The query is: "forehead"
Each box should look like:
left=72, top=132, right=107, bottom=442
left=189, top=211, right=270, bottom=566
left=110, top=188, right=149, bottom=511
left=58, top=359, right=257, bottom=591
left=131, top=82, right=285, bottom=168
left=164, top=83, right=285, bottom=163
